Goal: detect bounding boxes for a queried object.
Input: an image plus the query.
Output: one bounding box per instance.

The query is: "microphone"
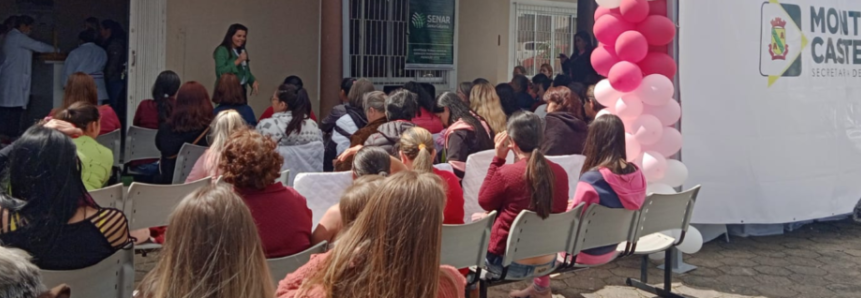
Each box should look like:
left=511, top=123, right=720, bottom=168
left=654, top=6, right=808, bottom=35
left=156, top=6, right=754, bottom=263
left=237, top=45, right=249, bottom=63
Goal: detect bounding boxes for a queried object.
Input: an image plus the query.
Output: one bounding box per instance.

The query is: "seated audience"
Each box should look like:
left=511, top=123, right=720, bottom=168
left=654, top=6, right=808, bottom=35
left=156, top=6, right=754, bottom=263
left=257, top=84, right=324, bottom=182
left=569, top=114, right=646, bottom=264
left=539, top=63, right=554, bottom=80
left=399, top=127, right=464, bottom=224
left=185, top=110, right=247, bottom=182
left=333, top=91, right=387, bottom=171
left=0, top=246, right=70, bottom=298
left=433, top=92, right=493, bottom=178
left=331, top=79, right=375, bottom=156
left=134, top=70, right=180, bottom=129
left=259, top=76, right=317, bottom=122
left=472, top=78, right=490, bottom=85
left=495, top=83, right=520, bottom=118
left=221, top=129, right=312, bottom=257
left=457, top=81, right=473, bottom=104
left=540, top=86, right=588, bottom=156
left=477, top=112, right=569, bottom=298
left=512, top=65, right=526, bottom=77
left=404, top=82, right=444, bottom=134
left=363, top=89, right=418, bottom=155
left=51, top=72, right=120, bottom=135
left=531, top=74, right=552, bottom=116
left=552, top=74, right=573, bottom=88
left=155, top=82, right=213, bottom=184
left=277, top=171, right=465, bottom=298
left=54, top=102, right=114, bottom=190
left=135, top=185, right=274, bottom=298
left=0, top=125, right=129, bottom=270
left=212, top=73, right=257, bottom=126
left=511, top=75, right=536, bottom=111
left=583, top=84, right=605, bottom=123
left=320, top=78, right=355, bottom=134
left=470, top=82, right=508, bottom=136
left=310, top=175, right=384, bottom=246
left=350, top=146, right=405, bottom=178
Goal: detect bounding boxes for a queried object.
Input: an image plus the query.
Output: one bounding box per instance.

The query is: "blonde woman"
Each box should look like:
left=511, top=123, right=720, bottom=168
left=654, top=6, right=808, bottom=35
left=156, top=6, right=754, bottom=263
left=185, top=109, right=247, bottom=182
left=399, top=127, right=464, bottom=224
left=539, top=63, right=554, bottom=79
left=135, top=185, right=274, bottom=298
left=277, top=171, right=466, bottom=298
left=469, top=82, right=508, bottom=135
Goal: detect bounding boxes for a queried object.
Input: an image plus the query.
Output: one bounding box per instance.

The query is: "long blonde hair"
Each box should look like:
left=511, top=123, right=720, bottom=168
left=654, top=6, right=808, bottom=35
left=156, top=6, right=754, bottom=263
left=470, top=82, right=507, bottom=134
left=136, top=185, right=274, bottom=298
left=398, top=127, right=435, bottom=173
left=297, top=171, right=455, bottom=298
left=205, top=110, right=247, bottom=177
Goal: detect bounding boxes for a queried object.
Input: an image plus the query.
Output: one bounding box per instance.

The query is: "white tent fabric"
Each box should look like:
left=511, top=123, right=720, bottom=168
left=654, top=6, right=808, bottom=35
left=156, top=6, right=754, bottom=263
left=293, top=171, right=353, bottom=225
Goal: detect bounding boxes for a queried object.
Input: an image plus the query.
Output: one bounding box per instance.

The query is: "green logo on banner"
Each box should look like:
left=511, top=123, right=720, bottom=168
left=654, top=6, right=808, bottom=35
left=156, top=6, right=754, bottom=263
left=412, top=12, right=426, bottom=28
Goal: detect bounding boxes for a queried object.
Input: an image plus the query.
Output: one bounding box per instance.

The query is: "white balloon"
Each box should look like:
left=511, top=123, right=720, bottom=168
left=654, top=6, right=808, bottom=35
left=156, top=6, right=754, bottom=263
left=596, top=0, right=622, bottom=9
left=615, top=95, right=644, bottom=120
left=659, top=160, right=689, bottom=187
left=647, top=183, right=676, bottom=195
left=595, top=79, right=622, bottom=107
left=677, top=226, right=703, bottom=254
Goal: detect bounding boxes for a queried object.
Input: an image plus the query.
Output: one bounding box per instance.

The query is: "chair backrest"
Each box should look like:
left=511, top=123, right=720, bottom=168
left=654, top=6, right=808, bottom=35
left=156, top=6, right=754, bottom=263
left=293, top=172, right=353, bottom=225
left=124, top=126, right=160, bottom=163
left=433, top=163, right=454, bottom=173
left=171, top=143, right=209, bottom=184
left=633, top=185, right=701, bottom=239
left=89, top=184, right=124, bottom=211
left=501, top=205, right=583, bottom=267
left=96, top=129, right=122, bottom=168
left=268, top=241, right=328, bottom=283
left=277, top=169, right=291, bottom=186
left=545, top=154, right=586, bottom=199
left=126, top=178, right=210, bottom=230
left=461, top=150, right=514, bottom=223
left=571, top=204, right=639, bottom=256
left=441, top=211, right=497, bottom=269
left=40, top=250, right=129, bottom=298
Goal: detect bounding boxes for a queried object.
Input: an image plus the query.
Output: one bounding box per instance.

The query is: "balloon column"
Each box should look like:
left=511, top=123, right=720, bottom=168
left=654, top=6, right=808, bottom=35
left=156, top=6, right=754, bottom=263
left=591, top=0, right=686, bottom=192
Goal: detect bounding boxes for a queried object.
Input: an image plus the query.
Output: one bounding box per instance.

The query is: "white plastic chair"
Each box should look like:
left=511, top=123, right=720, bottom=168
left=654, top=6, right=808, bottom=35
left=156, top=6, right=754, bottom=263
left=545, top=154, right=586, bottom=199
left=124, top=126, right=160, bottom=175
left=267, top=241, right=328, bottom=283
left=433, top=163, right=454, bottom=173
left=89, top=183, right=125, bottom=212
left=277, top=169, right=291, bottom=186
left=171, top=143, right=208, bottom=184
left=461, top=150, right=514, bottom=223
left=441, top=211, right=497, bottom=269
left=293, top=172, right=353, bottom=225
left=40, top=249, right=131, bottom=298
left=570, top=204, right=640, bottom=267
left=96, top=129, right=122, bottom=168
left=126, top=178, right=210, bottom=251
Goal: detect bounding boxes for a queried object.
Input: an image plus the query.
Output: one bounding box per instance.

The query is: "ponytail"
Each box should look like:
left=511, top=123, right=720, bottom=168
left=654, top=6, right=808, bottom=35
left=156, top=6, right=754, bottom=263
left=54, top=102, right=100, bottom=130
left=412, top=144, right=434, bottom=173
left=399, top=127, right=435, bottom=173
left=525, top=149, right=554, bottom=219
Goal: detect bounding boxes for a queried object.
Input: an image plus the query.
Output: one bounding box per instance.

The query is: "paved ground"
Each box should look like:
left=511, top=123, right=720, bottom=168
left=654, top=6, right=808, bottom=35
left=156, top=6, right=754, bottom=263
left=135, top=219, right=861, bottom=298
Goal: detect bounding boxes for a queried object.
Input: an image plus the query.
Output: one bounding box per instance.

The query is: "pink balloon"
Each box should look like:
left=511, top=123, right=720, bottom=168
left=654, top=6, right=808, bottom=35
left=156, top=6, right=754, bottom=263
left=643, top=100, right=680, bottom=126
left=642, top=151, right=668, bottom=181
left=619, top=0, right=650, bottom=23
left=608, top=62, right=643, bottom=93
left=591, top=44, right=619, bottom=77
left=635, top=74, right=674, bottom=106
left=615, top=31, right=649, bottom=63
left=595, top=7, right=621, bottom=20
left=639, top=52, right=677, bottom=79
left=637, top=15, right=676, bottom=46
left=649, top=45, right=669, bottom=53
left=594, top=79, right=622, bottom=107
left=626, top=114, right=663, bottom=145
left=643, top=127, right=682, bottom=157
left=649, top=0, right=668, bottom=16
left=625, top=133, right=642, bottom=162
left=594, top=14, right=633, bottom=46
left=615, top=95, right=643, bottom=120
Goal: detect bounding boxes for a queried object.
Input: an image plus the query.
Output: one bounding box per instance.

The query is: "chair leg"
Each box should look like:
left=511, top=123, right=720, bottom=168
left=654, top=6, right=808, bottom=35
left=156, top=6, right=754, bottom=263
left=664, top=248, right=673, bottom=292
left=479, top=280, right=488, bottom=298
left=624, top=248, right=684, bottom=298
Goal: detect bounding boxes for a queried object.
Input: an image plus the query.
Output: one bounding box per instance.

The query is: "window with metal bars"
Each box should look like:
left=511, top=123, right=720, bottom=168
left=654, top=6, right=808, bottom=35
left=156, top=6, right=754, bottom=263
left=513, top=3, right=578, bottom=77
left=347, top=0, right=450, bottom=88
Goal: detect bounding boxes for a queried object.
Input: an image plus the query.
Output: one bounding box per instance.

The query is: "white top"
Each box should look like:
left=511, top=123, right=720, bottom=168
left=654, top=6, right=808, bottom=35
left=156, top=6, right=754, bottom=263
left=0, top=29, right=55, bottom=108
left=63, top=42, right=109, bottom=100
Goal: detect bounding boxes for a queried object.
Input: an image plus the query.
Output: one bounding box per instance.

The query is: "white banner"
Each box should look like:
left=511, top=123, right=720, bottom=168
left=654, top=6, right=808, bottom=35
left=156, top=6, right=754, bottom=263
left=681, top=0, right=861, bottom=224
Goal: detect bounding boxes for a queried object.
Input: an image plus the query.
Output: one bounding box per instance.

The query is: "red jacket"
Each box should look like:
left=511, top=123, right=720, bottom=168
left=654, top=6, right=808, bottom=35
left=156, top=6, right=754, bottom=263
left=435, top=168, right=465, bottom=225
left=97, top=105, right=121, bottom=135
left=236, top=183, right=313, bottom=258
left=412, top=107, right=444, bottom=134
left=478, top=156, right=569, bottom=256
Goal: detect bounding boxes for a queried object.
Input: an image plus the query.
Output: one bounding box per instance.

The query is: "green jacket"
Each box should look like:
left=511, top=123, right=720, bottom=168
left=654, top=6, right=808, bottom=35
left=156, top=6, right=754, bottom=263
left=73, top=136, right=114, bottom=191
left=214, top=45, right=256, bottom=86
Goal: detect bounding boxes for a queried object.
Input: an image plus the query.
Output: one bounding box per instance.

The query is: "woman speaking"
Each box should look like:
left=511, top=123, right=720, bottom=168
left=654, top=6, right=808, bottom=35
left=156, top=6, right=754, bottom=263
left=214, top=24, right=258, bottom=97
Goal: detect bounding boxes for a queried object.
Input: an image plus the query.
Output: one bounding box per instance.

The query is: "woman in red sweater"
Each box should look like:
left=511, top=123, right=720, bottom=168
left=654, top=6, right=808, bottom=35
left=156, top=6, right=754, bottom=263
left=220, top=129, right=312, bottom=258
left=398, top=127, right=465, bottom=224
left=477, top=112, right=569, bottom=298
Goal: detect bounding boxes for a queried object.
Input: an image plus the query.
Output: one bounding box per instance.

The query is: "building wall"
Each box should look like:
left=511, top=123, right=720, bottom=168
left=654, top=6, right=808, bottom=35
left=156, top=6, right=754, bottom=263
left=165, top=0, right=320, bottom=117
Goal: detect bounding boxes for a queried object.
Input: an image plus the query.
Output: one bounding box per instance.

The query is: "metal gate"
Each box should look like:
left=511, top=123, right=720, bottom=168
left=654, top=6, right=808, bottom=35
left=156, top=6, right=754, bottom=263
left=512, top=2, right=578, bottom=77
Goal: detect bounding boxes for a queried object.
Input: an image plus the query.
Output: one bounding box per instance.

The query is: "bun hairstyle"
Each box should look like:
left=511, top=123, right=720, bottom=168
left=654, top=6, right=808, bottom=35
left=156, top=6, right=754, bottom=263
left=352, top=146, right=391, bottom=177
left=54, top=102, right=100, bottom=130
left=506, top=111, right=554, bottom=219
left=398, top=127, right=435, bottom=173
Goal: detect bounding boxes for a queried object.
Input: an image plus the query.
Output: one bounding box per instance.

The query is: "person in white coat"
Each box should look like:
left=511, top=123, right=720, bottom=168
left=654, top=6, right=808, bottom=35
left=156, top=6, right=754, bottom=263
left=62, top=29, right=108, bottom=102
left=0, top=15, right=55, bottom=139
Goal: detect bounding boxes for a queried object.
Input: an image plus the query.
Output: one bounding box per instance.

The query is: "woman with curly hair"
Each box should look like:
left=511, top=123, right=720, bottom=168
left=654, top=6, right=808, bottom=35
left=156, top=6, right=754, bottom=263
left=220, top=129, right=312, bottom=258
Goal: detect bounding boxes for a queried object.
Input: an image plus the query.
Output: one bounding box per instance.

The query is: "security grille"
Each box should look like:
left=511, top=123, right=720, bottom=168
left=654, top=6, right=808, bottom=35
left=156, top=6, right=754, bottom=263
left=347, top=0, right=452, bottom=92
left=513, top=3, right=578, bottom=77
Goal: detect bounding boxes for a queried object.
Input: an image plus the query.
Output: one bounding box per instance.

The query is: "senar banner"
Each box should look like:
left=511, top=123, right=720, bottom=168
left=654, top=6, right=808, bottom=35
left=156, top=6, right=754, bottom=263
left=681, top=0, right=861, bottom=224
left=406, top=0, right=455, bottom=70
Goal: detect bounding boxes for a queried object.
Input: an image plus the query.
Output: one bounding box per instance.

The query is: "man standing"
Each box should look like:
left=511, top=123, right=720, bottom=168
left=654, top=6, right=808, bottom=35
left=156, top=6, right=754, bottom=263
left=0, top=15, right=55, bottom=140
left=63, top=29, right=108, bottom=102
